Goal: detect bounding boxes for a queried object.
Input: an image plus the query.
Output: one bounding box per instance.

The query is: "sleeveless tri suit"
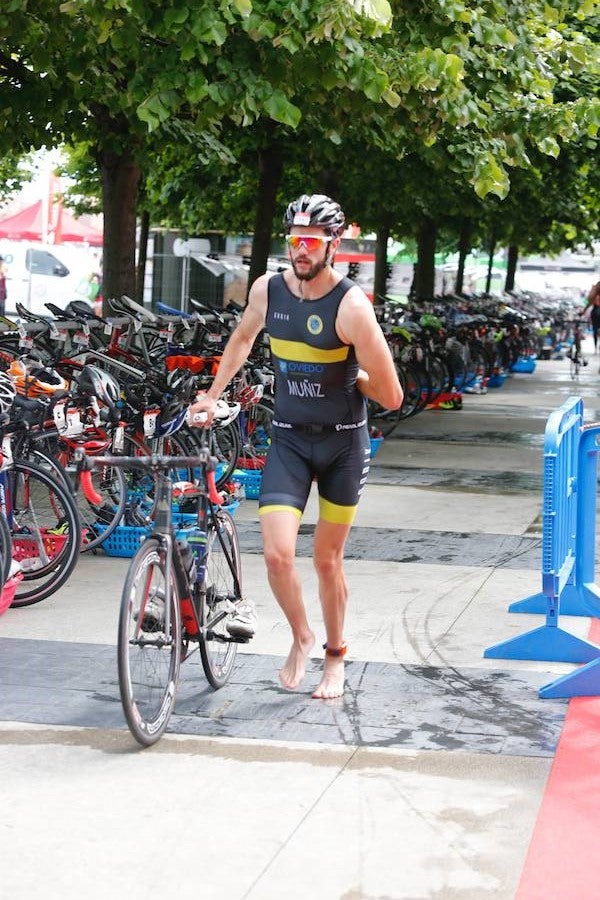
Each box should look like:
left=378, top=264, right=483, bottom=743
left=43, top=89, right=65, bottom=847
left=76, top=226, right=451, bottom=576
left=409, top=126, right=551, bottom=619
left=258, top=272, right=371, bottom=524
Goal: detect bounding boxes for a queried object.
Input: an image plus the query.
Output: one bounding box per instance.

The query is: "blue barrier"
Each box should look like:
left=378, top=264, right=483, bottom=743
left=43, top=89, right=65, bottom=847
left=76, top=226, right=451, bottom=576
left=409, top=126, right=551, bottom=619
left=484, top=396, right=600, bottom=666
left=540, top=423, right=600, bottom=697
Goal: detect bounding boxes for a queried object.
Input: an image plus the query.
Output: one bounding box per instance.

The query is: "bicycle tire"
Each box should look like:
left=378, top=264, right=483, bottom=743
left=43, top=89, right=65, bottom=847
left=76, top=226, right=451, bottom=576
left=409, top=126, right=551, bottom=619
left=367, top=399, right=402, bottom=437
left=0, top=508, right=11, bottom=587
left=8, top=459, right=81, bottom=607
left=398, top=363, right=424, bottom=420
left=199, top=508, right=240, bottom=689
left=118, top=537, right=182, bottom=746
left=425, top=353, right=450, bottom=403
left=211, top=421, right=241, bottom=487
left=12, top=431, right=72, bottom=494
left=74, top=461, right=127, bottom=551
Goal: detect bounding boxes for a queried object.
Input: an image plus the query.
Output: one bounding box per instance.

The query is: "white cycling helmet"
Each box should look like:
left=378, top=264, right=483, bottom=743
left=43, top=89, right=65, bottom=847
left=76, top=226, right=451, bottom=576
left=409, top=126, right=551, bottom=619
left=77, top=365, right=121, bottom=411
left=283, top=194, right=345, bottom=237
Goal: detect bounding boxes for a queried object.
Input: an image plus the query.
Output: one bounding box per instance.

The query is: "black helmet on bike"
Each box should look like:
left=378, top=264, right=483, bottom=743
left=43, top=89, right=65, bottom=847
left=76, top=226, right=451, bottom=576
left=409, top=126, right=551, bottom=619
left=283, top=194, right=345, bottom=237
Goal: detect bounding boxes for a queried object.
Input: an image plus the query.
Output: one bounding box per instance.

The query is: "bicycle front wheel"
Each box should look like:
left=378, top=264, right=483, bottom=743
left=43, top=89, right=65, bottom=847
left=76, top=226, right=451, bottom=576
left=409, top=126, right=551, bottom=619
left=9, top=459, right=81, bottom=607
left=199, top=509, right=240, bottom=689
left=118, top=538, right=182, bottom=746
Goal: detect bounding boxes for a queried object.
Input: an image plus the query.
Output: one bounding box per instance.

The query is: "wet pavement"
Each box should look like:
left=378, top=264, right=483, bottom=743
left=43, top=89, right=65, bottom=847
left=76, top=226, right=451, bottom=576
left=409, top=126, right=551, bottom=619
left=2, top=341, right=600, bottom=899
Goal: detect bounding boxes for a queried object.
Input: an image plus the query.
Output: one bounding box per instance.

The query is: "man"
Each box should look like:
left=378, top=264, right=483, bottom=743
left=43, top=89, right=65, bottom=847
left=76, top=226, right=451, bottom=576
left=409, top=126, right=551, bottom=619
left=584, top=280, right=600, bottom=353
left=190, top=194, right=403, bottom=699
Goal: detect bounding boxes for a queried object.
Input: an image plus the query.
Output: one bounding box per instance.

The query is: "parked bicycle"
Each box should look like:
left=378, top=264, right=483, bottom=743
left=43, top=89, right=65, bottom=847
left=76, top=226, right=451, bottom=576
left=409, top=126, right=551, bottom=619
left=77, top=414, right=251, bottom=746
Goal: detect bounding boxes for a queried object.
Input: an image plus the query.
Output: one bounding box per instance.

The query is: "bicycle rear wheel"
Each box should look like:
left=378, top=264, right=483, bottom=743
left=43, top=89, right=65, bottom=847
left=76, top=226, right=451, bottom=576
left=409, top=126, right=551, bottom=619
left=8, top=459, right=81, bottom=607
left=118, top=538, right=182, bottom=746
left=211, top=422, right=241, bottom=487
left=199, top=509, right=240, bottom=688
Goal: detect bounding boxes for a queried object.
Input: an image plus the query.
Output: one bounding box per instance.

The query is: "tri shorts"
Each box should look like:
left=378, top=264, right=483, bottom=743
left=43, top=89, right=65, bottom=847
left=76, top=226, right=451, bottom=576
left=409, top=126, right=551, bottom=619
left=258, top=422, right=371, bottom=525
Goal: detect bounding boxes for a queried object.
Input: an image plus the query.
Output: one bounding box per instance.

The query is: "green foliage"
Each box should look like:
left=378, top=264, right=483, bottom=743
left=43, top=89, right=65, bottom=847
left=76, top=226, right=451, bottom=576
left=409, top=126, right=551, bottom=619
left=0, top=152, right=34, bottom=205
left=0, top=0, right=597, bottom=287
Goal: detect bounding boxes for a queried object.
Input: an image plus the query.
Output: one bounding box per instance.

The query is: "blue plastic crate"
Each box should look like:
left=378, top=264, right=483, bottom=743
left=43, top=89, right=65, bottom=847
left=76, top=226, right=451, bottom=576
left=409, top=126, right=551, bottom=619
left=511, top=356, right=536, bottom=373
left=234, top=469, right=262, bottom=500
left=96, top=524, right=150, bottom=557
left=488, top=372, right=507, bottom=388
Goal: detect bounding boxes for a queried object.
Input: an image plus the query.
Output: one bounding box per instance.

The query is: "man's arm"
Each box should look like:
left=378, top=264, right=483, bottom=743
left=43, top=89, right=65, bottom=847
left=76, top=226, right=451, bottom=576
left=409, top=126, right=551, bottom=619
left=336, top=287, right=404, bottom=410
left=189, top=273, right=270, bottom=424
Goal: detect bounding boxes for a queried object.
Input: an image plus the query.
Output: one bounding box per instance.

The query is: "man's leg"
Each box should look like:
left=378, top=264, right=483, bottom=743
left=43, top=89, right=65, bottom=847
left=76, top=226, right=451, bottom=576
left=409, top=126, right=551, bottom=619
left=311, top=517, right=353, bottom=699
left=260, top=509, right=315, bottom=689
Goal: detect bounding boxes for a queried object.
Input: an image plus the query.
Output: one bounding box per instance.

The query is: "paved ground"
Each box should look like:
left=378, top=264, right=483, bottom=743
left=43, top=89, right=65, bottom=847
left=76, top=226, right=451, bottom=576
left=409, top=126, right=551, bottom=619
left=2, top=339, right=600, bottom=899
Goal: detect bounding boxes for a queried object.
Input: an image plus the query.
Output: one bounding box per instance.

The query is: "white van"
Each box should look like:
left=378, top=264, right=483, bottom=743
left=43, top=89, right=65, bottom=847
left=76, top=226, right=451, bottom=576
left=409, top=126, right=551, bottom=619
left=0, top=241, right=100, bottom=317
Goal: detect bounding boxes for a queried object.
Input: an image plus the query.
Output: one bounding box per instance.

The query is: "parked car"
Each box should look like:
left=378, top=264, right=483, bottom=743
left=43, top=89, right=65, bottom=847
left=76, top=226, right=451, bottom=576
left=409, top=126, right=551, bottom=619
left=0, top=241, right=99, bottom=317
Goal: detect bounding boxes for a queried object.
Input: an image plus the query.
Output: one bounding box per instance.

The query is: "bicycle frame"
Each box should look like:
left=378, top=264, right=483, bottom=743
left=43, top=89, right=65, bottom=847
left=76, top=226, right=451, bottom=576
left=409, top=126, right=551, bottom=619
left=78, top=450, right=241, bottom=642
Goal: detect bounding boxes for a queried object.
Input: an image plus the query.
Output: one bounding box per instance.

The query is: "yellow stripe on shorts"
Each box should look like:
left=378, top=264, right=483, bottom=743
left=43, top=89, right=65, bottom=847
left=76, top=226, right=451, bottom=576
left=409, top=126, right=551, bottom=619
left=259, top=504, right=303, bottom=519
left=318, top=496, right=358, bottom=525
left=270, top=337, right=349, bottom=364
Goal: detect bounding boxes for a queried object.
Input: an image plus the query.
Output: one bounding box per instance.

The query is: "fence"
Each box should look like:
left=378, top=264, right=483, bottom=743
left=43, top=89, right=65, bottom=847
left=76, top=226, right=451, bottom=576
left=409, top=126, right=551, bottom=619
left=484, top=396, right=600, bottom=698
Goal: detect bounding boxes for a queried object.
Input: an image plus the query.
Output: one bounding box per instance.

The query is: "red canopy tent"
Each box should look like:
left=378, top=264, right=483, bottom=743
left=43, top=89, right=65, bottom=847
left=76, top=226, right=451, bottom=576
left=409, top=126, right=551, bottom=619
left=0, top=200, right=103, bottom=246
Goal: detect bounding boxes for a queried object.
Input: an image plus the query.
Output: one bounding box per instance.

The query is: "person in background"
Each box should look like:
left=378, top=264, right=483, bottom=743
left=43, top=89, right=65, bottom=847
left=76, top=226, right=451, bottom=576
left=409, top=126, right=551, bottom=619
left=0, top=256, right=7, bottom=316
left=584, top=280, right=600, bottom=353
left=189, top=193, right=403, bottom=699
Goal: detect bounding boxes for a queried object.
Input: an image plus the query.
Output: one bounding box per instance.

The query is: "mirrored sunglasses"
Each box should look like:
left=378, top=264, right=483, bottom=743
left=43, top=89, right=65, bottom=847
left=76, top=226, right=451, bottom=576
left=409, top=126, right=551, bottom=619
left=285, top=235, right=333, bottom=252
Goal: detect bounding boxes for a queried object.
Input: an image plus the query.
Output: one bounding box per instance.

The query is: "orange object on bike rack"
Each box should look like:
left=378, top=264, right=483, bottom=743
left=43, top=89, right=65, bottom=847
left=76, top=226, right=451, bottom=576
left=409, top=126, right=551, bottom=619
left=165, top=355, right=222, bottom=375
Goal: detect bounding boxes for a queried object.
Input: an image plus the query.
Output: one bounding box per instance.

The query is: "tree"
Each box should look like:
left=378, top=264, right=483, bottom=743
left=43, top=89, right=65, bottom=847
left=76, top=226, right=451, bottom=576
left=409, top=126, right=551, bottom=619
left=0, top=0, right=395, bottom=308
left=0, top=153, right=34, bottom=207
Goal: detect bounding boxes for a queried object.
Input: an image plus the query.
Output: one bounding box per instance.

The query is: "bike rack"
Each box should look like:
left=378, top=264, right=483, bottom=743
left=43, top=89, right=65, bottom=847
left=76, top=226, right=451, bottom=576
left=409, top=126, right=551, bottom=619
left=484, top=396, right=600, bottom=679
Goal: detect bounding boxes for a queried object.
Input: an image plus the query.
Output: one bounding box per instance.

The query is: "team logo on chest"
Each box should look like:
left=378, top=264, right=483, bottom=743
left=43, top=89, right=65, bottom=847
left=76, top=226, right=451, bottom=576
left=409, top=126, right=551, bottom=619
left=307, top=314, right=323, bottom=335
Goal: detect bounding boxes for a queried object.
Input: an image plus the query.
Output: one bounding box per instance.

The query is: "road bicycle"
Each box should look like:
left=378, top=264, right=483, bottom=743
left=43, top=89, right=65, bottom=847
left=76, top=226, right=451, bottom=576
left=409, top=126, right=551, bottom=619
left=78, top=439, right=248, bottom=746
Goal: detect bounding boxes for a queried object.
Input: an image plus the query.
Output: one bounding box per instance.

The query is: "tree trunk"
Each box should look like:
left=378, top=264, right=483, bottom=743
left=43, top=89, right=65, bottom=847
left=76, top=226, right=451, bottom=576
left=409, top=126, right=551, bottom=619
left=98, top=148, right=141, bottom=314
left=485, top=229, right=496, bottom=295
left=373, top=220, right=391, bottom=303
left=505, top=244, right=518, bottom=292
left=247, top=142, right=284, bottom=298
left=414, top=218, right=437, bottom=301
left=455, top=219, right=471, bottom=295
left=136, top=208, right=150, bottom=305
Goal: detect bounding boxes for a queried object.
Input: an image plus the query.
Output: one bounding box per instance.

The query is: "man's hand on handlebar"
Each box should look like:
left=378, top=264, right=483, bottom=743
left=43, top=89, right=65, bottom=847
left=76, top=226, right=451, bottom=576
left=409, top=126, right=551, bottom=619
left=186, top=394, right=241, bottom=429
left=186, top=392, right=216, bottom=427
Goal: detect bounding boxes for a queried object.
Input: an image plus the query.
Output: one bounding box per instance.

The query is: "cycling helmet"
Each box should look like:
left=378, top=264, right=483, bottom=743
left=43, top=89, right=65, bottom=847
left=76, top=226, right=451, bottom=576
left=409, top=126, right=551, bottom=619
left=419, top=314, right=443, bottom=331
left=0, top=371, right=16, bottom=414
left=165, top=368, right=196, bottom=404
left=8, top=358, right=70, bottom=398
left=76, top=365, right=121, bottom=411
left=155, top=405, right=187, bottom=437
left=283, top=194, right=345, bottom=237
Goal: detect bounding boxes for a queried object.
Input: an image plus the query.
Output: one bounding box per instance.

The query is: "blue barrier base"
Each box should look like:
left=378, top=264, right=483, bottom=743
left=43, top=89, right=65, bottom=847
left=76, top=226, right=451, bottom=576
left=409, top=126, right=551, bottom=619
left=540, top=657, right=600, bottom=698
left=508, top=584, right=600, bottom=617
left=484, top=625, right=600, bottom=663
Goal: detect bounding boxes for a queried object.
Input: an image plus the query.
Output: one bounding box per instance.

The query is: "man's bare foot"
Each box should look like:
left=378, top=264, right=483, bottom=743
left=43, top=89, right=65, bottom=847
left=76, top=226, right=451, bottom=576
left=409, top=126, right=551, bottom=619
left=279, top=632, right=315, bottom=690
left=312, top=657, right=345, bottom=699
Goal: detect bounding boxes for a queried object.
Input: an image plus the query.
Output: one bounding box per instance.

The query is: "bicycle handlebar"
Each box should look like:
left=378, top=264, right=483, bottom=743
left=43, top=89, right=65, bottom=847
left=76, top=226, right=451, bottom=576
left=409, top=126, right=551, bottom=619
left=75, top=452, right=211, bottom=471
left=74, top=450, right=223, bottom=505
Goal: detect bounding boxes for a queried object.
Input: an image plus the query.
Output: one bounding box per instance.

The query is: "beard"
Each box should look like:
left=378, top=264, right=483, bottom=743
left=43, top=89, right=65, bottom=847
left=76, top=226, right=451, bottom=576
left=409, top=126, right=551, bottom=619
left=291, top=253, right=329, bottom=282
